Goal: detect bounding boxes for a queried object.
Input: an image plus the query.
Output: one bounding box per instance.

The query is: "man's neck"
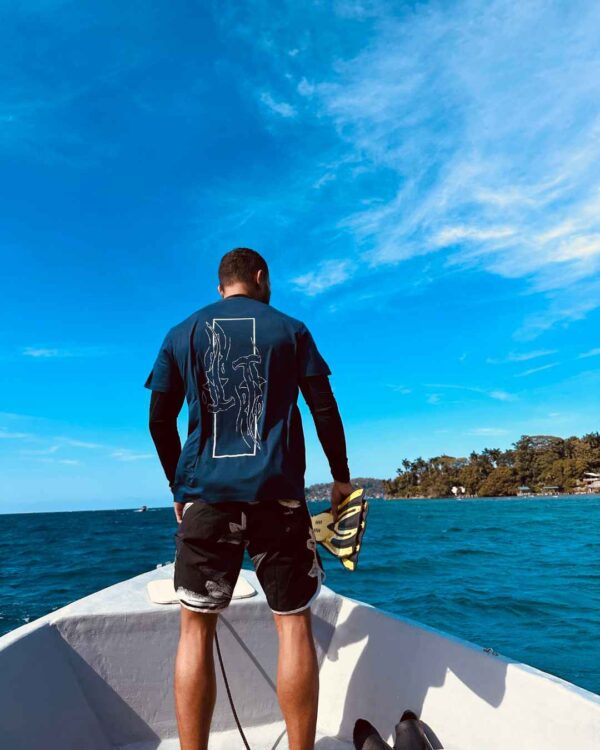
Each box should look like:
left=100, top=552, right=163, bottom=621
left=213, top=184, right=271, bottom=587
left=222, top=284, right=254, bottom=299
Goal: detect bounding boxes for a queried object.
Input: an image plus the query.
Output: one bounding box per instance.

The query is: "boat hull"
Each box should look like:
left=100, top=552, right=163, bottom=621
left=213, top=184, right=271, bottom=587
left=0, top=564, right=598, bottom=749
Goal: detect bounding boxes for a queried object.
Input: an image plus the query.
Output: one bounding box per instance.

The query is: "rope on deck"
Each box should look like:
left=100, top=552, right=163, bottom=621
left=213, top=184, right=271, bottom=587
left=215, top=629, right=252, bottom=750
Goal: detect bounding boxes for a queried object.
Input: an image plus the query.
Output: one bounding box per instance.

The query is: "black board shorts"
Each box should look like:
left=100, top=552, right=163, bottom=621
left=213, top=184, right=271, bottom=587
left=173, top=499, right=324, bottom=614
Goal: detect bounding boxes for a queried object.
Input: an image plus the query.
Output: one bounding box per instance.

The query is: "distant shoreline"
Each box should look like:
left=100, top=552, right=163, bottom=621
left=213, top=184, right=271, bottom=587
left=1, top=492, right=599, bottom=516
left=307, top=492, right=600, bottom=502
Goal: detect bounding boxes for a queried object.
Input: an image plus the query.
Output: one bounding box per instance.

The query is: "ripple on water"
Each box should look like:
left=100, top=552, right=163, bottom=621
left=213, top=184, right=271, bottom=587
left=449, top=547, right=488, bottom=557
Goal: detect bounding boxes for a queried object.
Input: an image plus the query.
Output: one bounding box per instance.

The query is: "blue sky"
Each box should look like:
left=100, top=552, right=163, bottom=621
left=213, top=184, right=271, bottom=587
left=1, top=0, right=600, bottom=513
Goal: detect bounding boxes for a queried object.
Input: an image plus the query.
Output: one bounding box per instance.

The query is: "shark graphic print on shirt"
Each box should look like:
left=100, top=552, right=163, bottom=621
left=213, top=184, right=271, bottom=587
left=201, top=317, right=266, bottom=458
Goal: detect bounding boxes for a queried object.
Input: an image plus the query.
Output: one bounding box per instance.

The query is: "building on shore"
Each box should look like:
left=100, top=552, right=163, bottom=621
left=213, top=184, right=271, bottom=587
left=581, top=472, right=600, bottom=494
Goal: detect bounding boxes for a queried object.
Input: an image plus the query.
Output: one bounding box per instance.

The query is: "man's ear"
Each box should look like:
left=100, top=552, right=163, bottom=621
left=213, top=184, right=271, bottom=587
left=217, top=284, right=224, bottom=297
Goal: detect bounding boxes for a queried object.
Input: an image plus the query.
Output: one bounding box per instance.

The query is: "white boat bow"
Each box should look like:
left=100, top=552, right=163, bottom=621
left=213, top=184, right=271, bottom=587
left=0, top=565, right=598, bottom=749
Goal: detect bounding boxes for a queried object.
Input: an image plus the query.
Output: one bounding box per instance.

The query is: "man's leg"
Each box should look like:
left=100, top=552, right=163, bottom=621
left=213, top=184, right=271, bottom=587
left=173, top=501, right=245, bottom=749
left=274, top=608, right=319, bottom=750
left=174, top=608, right=219, bottom=750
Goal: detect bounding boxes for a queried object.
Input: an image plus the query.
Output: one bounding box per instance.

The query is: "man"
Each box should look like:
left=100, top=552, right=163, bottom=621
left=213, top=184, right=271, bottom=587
left=145, top=247, right=353, bottom=750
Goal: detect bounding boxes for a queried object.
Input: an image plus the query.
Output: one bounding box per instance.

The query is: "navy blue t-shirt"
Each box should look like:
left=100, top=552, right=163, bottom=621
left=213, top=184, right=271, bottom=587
left=144, top=294, right=331, bottom=504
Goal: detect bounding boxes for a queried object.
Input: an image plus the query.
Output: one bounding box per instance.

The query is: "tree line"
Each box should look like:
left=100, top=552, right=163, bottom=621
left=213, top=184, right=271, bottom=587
left=306, top=476, right=386, bottom=501
left=383, top=433, right=600, bottom=498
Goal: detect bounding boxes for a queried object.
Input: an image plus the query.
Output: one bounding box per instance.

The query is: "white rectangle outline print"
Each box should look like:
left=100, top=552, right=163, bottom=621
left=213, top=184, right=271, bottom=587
left=212, top=317, right=258, bottom=459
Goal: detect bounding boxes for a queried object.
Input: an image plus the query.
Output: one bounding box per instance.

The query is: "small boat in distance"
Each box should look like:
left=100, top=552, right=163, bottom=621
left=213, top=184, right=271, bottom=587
left=134, top=505, right=148, bottom=512
left=0, top=565, right=598, bottom=748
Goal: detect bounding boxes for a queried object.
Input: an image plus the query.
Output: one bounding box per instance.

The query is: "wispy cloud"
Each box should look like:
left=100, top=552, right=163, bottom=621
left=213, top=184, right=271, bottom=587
left=515, top=362, right=559, bottom=377
left=316, top=2, right=600, bottom=296
left=22, top=346, right=104, bottom=358
left=22, top=347, right=67, bottom=358
left=515, top=276, right=600, bottom=340
left=386, top=384, right=412, bottom=395
left=312, top=171, right=337, bottom=190
left=0, top=430, right=31, bottom=439
left=21, top=445, right=60, bottom=456
left=0, top=424, right=156, bottom=467
left=291, top=258, right=353, bottom=296
left=34, top=457, right=81, bottom=466
left=486, top=350, right=557, bottom=364
left=488, top=390, right=516, bottom=402
left=111, top=450, right=154, bottom=462
left=260, top=91, right=296, bottom=118
left=469, top=427, right=509, bottom=436
left=578, top=347, right=600, bottom=359
left=244, top=1, right=600, bottom=331
left=297, top=77, right=315, bottom=97
left=0, top=411, right=32, bottom=420
left=425, top=383, right=517, bottom=402
left=433, top=226, right=517, bottom=246
left=55, top=437, right=107, bottom=450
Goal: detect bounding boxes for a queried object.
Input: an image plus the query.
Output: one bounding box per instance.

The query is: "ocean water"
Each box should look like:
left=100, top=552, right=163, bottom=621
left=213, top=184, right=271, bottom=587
left=1, top=495, right=598, bottom=695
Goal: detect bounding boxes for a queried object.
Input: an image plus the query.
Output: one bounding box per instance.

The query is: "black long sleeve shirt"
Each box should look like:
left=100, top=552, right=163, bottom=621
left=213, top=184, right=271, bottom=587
left=148, top=383, right=183, bottom=492
left=298, top=375, right=351, bottom=483
left=148, top=374, right=350, bottom=496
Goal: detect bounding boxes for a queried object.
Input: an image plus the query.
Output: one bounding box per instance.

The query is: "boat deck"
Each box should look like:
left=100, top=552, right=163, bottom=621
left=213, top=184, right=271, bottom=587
left=118, top=728, right=352, bottom=749
left=1, top=564, right=599, bottom=750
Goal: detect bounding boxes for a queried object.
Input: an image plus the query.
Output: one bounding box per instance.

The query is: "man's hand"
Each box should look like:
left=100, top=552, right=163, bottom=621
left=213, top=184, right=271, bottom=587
left=174, top=501, right=185, bottom=524
left=331, top=480, right=353, bottom=522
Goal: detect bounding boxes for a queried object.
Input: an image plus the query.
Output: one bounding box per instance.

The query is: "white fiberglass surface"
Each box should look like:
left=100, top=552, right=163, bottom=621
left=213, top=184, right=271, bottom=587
left=117, top=728, right=354, bottom=749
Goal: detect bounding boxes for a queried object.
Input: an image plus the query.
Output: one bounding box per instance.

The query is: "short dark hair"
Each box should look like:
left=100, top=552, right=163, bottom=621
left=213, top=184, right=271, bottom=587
left=218, top=247, right=269, bottom=287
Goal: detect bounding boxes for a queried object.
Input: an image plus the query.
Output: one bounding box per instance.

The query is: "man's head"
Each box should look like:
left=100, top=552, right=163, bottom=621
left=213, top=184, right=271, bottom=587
left=218, top=247, right=271, bottom=304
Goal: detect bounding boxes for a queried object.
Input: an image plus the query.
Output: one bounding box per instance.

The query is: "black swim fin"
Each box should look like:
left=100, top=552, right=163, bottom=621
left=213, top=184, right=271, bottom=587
left=353, top=719, right=392, bottom=749
left=311, top=487, right=368, bottom=571
left=394, top=711, right=433, bottom=750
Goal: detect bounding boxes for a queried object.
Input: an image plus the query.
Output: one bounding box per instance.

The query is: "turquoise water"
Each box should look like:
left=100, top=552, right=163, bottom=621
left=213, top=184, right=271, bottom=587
left=1, top=495, right=598, bottom=694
